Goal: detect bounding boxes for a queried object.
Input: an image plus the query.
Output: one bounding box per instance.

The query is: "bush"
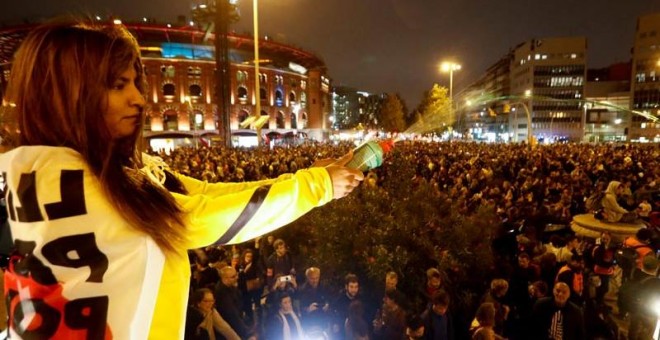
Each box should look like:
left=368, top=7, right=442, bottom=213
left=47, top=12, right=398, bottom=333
left=279, top=149, right=500, bottom=314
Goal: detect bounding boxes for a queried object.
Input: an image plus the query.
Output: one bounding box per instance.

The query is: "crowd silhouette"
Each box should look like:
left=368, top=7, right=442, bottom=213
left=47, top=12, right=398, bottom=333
left=150, top=140, right=660, bottom=340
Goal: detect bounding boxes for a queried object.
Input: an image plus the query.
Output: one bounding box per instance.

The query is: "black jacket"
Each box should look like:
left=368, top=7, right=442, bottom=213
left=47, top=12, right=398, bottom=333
left=531, top=297, right=585, bottom=340
left=215, top=282, right=252, bottom=338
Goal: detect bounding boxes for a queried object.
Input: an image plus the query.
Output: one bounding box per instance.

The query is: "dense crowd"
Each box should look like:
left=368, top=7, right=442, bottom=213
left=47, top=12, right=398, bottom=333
left=149, top=141, right=660, bottom=340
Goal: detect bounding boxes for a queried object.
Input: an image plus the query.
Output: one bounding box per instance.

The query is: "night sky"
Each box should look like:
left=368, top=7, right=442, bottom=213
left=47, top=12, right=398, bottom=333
left=2, top=0, right=659, bottom=109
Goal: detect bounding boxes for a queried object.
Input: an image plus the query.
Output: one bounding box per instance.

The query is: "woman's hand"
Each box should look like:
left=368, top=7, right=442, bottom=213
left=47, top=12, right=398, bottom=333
left=324, top=151, right=365, bottom=199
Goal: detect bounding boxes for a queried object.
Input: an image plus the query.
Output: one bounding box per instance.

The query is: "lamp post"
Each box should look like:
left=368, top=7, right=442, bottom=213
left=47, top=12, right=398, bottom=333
left=440, top=61, right=461, bottom=101
left=192, top=1, right=240, bottom=147
left=509, top=102, right=533, bottom=147
left=253, top=0, right=263, bottom=146
left=441, top=61, right=461, bottom=137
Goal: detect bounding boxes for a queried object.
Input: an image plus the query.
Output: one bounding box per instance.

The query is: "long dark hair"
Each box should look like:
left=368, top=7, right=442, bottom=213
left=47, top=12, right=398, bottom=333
left=4, top=19, right=186, bottom=254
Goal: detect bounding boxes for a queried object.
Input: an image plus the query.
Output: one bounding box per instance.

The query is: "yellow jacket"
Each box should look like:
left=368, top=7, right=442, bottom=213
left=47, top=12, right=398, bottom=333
left=149, top=161, right=334, bottom=339
left=0, top=147, right=333, bottom=339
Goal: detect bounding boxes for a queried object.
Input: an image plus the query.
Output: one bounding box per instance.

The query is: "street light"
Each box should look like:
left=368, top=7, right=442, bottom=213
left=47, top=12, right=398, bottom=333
left=440, top=61, right=461, bottom=137
left=440, top=61, right=461, bottom=100
left=253, top=0, right=263, bottom=145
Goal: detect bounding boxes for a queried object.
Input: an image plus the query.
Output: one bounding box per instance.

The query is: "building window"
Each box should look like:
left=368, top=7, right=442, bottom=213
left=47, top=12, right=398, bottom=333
left=275, top=89, right=284, bottom=106
left=276, top=111, right=285, bottom=128
left=190, top=111, right=204, bottom=130
left=188, top=66, right=202, bottom=76
left=300, top=112, right=308, bottom=129
left=237, top=86, right=248, bottom=102
left=260, top=88, right=267, bottom=101
left=237, top=71, right=248, bottom=83
left=636, top=72, right=646, bottom=83
left=290, top=112, right=297, bottom=129
left=163, top=110, right=178, bottom=131
left=289, top=91, right=296, bottom=103
left=189, top=84, right=202, bottom=97
left=161, top=65, right=175, bottom=78
left=163, top=83, right=176, bottom=97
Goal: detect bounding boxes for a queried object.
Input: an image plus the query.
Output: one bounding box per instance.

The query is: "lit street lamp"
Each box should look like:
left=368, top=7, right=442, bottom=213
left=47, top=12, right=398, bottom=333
left=440, top=61, right=461, bottom=136
left=440, top=61, right=461, bottom=100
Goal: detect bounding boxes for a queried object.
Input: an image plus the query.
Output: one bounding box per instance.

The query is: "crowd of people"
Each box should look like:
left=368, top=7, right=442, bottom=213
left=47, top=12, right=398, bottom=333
left=149, top=140, right=660, bottom=340
left=0, top=18, right=659, bottom=340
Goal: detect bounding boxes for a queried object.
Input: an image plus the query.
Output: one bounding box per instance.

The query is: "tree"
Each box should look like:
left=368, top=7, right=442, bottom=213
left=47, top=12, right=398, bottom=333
left=278, top=150, right=498, bottom=315
left=377, top=93, right=406, bottom=132
left=408, top=84, right=453, bottom=135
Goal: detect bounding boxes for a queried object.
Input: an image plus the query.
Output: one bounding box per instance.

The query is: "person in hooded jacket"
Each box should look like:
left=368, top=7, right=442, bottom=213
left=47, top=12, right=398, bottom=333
left=601, top=180, right=638, bottom=223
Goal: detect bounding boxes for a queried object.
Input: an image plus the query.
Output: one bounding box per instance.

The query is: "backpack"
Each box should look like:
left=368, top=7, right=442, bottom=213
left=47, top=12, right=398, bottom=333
left=585, top=191, right=605, bottom=213
left=614, top=243, right=651, bottom=280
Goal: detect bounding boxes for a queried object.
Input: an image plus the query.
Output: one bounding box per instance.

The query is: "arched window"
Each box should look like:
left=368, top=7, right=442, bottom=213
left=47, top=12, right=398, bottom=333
left=300, top=92, right=307, bottom=106
left=190, top=111, right=204, bottom=130
left=163, top=110, right=178, bottom=131
left=189, top=84, right=202, bottom=97
left=276, top=111, right=285, bottom=128
left=275, top=89, right=283, bottom=106
left=289, top=91, right=296, bottom=103
left=237, top=86, right=248, bottom=101
left=163, top=83, right=176, bottom=96
left=290, top=112, right=297, bottom=129
left=300, top=112, right=308, bottom=129
left=260, top=87, right=267, bottom=101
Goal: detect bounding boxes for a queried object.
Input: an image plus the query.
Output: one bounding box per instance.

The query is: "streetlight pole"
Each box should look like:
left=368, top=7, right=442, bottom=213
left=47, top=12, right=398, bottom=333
left=192, top=1, right=238, bottom=147
left=215, top=0, right=232, bottom=147
left=253, top=0, right=263, bottom=146
left=519, top=102, right=533, bottom=148
left=441, top=61, right=461, bottom=136
left=440, top=61, right=461, bottom=102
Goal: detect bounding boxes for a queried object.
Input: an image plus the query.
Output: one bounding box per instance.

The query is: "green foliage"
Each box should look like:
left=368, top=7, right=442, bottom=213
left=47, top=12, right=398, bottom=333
left=281, top=150, right=499, bottom=313
left=377, top=93, right=407, bottom=132
left=408, top=84, right=454, bottom=135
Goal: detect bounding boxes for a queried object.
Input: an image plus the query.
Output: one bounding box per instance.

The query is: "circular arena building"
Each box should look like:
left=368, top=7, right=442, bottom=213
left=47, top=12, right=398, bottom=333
left=0, top=20, right=332, bottom=149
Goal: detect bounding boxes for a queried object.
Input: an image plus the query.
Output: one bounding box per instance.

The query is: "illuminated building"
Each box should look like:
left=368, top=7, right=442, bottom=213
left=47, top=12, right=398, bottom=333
left=0, top=20, right=332, bottom=147
left=630, top=11, right=660, bottom=142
